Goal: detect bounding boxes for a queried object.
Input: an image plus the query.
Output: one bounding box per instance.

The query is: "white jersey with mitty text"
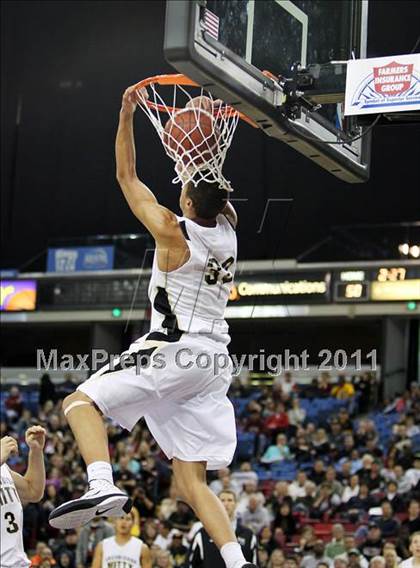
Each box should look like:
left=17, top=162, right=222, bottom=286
left=102, top=535, right=143, bottom=568
left=0, top=463, right=30, bottom=568
left=148, top=214, right=237, bottom=343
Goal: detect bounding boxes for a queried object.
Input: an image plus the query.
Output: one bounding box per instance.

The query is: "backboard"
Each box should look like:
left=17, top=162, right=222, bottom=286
left=164, top=0, right=371, bottom=183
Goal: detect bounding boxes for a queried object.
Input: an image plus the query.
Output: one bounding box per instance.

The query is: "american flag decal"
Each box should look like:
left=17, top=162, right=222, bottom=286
left=203, top=8, right=219, bottom=40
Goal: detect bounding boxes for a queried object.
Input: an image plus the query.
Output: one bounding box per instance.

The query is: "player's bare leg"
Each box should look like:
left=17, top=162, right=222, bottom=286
left=48, top=391, right=132, bottom=530
left=172, top=459, right=236, bottom=546
left=62, top=392, right=109, bottom=463
left=173, top=459, right=255, bottom=568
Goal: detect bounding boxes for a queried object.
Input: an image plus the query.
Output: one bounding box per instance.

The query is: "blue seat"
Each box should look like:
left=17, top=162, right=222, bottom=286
left=255, top=468, right=273, bottom=481
left=236, top=432, right=256, bottom=460
left=271, top=460, right=297, bottom=474
left=272, top=470, right=297, bottom=481
left=238, top=432, right=255, bottom=441
left=299, top=461, right=314, bottom=472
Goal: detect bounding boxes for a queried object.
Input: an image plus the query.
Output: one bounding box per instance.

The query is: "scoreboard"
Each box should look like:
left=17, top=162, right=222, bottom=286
left=229, top=265, right=420, bottom=305
left=334, top=266, right=420, bottom=303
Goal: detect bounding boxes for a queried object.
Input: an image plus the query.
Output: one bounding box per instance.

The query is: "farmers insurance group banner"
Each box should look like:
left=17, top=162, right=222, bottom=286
left=345, top=53, right=420, bottom=116
left=47, top=246, right=115, bottom=273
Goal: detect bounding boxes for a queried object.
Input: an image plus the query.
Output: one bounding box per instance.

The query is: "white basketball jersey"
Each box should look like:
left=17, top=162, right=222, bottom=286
left=0, top=464, right=30, bottom=568
left=102, top=536, right=143, bottom=568
left=148, top=214, right=237, bottom=343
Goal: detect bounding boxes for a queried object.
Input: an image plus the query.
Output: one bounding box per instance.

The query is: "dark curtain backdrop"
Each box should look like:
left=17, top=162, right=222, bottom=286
left=1, top=0, right=420, bottom=269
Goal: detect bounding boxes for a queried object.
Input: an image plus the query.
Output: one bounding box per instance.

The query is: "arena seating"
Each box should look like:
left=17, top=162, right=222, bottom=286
left=1, top=376, right=419, bottom=568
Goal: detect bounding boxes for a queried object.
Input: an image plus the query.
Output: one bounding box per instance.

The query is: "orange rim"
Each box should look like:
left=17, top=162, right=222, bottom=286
left=134, top=73, right=258, bottom=128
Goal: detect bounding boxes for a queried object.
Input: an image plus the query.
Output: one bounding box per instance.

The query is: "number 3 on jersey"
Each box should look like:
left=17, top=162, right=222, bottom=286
left=205, top=256, right=234, bottom=285
left=4, top=512, right=19, bottom=533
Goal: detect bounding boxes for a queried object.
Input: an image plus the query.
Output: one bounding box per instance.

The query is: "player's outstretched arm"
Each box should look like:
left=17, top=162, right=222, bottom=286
left=11, top=426, right=46, bottom=503
left=115, top=85, right=181, bottom=244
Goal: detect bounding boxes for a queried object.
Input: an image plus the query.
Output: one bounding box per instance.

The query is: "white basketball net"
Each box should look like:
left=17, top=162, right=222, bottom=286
left=136, top=83, right=240, bottom=191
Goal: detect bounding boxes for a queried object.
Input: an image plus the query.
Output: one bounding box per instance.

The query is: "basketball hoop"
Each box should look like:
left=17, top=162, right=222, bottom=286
left=133, top=74, right=257, bottom=190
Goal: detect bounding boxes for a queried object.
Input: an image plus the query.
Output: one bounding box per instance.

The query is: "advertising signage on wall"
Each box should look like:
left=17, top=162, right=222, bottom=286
left=47, top=246, right=115, bottom=272
left=0, top=280, right=37, bottom=311
left=229, top=272, right=331, bottom=304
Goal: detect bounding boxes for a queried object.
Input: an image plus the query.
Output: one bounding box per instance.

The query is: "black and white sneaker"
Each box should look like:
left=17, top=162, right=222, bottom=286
left=49, top=482, right=132, bottom=529
left=242, top=565, right=258, bottom=567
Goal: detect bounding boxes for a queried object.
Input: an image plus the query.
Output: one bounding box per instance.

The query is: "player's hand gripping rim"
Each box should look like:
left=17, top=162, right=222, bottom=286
left=121, top=85, right=148, bottom=115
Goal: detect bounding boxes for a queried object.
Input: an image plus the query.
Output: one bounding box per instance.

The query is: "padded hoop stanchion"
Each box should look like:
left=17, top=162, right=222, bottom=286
left=133, top=73, right=256, bottom=189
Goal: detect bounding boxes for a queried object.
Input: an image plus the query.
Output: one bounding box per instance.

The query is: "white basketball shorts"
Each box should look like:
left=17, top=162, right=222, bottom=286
left=77, top=330, right=237, bottom=470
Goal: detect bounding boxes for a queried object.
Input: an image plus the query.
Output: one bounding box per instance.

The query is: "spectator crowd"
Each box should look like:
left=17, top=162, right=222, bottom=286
left=1, top=371, right=419, bottom=568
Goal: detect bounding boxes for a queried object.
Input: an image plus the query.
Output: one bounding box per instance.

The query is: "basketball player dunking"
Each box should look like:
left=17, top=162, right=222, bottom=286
left=49, top=84, right=257, bottom=568
left=1, top=427, right=46, bottom=568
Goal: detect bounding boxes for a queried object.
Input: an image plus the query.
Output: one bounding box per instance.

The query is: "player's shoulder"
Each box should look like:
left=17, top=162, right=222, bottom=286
left=152, top=207, right=190, bottom=244
left=218, top=212, right=236, bottom=231
left=157, top=205, right=181, bottom=227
